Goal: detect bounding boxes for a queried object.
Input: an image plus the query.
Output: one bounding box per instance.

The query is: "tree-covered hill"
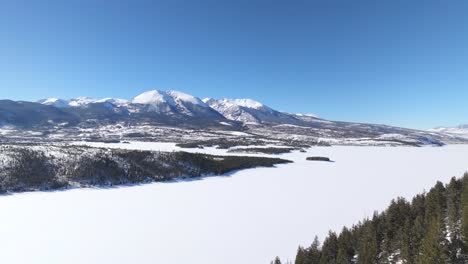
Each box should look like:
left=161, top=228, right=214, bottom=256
left=0, top=144, right=291, bottom=193
left=273, top=173, right=468, bottom=264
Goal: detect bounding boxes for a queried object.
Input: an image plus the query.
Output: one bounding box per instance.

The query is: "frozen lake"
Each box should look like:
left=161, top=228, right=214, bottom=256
left=1, top=143, right=468, bottom=264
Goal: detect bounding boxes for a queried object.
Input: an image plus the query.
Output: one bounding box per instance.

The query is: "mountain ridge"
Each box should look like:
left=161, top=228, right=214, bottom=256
left=0, top=89, right=461, bottom=146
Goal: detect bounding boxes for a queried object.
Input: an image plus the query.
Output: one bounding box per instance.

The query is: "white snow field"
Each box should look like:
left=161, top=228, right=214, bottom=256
left=1, top=144, right=468, bottom=264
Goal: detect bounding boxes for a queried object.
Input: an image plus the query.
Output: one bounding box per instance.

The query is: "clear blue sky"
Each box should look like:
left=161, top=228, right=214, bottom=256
left=1, top=0, right=467, bottom=129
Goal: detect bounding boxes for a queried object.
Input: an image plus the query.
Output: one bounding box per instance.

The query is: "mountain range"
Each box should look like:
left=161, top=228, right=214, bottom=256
left=428, top=125, right=468, bottom=139
left=0, top=89, right=465, bottom=146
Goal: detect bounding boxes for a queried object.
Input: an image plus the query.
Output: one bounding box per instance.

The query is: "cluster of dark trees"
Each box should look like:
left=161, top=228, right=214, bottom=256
left=306, top=157, right=331, bottom=162
left=0, top=145, right=290, bottom=193
left=176, top=138, right=314, bottom=150
left=273, top=173, right=468, bottom=264
left=176, top=138, right=268, bottom=149
left=228, top=147, right=296, bottom=154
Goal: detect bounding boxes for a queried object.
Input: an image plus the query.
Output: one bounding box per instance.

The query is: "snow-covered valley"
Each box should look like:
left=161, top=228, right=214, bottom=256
left=0, top=143, right=468, bottom=263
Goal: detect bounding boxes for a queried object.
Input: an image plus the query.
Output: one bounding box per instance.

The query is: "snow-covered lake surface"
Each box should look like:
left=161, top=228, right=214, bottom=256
left=1, top=143, right=468, bottom=264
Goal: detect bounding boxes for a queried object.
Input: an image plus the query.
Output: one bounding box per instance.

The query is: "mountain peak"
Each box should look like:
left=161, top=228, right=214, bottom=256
left=132, top=90, right=167, bottom=105
left=68, top=97, right=96, bottom=107
left=37, top=98, right=70, bottom=108
left=205, top=98, right=272, bottom=112
left=220, top=98, right=266, bottom=110
left=132, top=90, right=207, bottom=107
left=204, top=98, right=276, bottom=124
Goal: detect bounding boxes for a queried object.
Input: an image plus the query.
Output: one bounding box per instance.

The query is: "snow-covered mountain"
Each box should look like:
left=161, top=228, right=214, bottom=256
left=1, top=89, right=466, bottom=146
left=131, top=90, right=217, bottom=118
left=33, top=90, right=229, bottom=127
left=95, top=98, right=129, bottom=106
left=0, top=100, right=80, bottom=127
left=37, top=96, right=131, bottom=121
left=203, top=98, right=301, bottom=125
left=133, top=90, right=206, bottom=106
left=429, top=125, right=468, bottom=139
left=37, top=98, right=70, bottom=108
left=38, top=97, right=129, bottom=108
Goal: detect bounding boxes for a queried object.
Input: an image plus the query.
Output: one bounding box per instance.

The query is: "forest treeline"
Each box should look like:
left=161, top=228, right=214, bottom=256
left=0, top=144, right=290, bottom=193
left=273, top=173, right=468, bottom=264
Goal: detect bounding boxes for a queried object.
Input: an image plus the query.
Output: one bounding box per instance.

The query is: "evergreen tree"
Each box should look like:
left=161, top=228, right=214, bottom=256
left=460, top=173, right=468, bottom=260
left=382, top=197, right=411, bottom=261
left=447, top=177, right=462, bottom=233
left=271, top=256, right=282, bottom=264
left=401, top=218, right=414, bottom=264
left=446, top=177, right=463, bottom=263
left=424, top=182, right=446, bottom=224
left=320, top=231, right=338, bottom=264
left=417, top=218, right=447, bottom=264
left=307, top=236, right=321, bottom=264
left=336, top=227, right=354, bottom=264
left=295, top=246, right=307, bottom=264
left=357, top=222, right=378, bottom=264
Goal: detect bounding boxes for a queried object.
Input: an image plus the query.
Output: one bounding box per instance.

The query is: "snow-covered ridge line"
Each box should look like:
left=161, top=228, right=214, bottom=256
left=3, top=88, right=462, bottom=146
left=132, top=90, right=208, bottom=107
left=428, top=125, right=468, bottom=139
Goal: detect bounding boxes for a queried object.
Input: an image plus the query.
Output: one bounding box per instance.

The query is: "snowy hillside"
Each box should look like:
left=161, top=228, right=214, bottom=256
left=203, top=98, right=275, bottom=123
left=131, top=90, right=216, bottom=117
left=37, top=98, right=70, bottom=108
left=429, top=125, right=468, bottom=139
left=0, top=144, right=289, bottom=193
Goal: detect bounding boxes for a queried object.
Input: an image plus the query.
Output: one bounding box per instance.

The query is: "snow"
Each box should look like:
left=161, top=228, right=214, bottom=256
left=295, top=113, right=318, bottom=118
left=95, top=98, right=129, bottom=106
left=38, top=97, right=130, bottom=108
left=37, top=98, right=70, bottom=108
left=132, top=90, right=169, bottom=105
left=224, top=98, right=265, bottom=109
left=68, top=97, right=96, bottom=107
left=429, top=126, right=468, bottom=139
left=224, top=131, right=252, bottom=136
left=1, top=144, right=468, bottom=264
left=132, top=90, right=207, bottom=107
left=218, top=121, right=232, bottom=126
left=206, top=98, right=268, bottom=110
left=204, top=98, right=273, bottom=123
left=274, top=124, right=311, bottom=128
left=166, top=90, right=207, bottom=107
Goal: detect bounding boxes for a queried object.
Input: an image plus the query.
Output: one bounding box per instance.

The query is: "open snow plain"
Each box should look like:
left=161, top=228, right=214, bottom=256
left=1, top=143, right=468, bottom=264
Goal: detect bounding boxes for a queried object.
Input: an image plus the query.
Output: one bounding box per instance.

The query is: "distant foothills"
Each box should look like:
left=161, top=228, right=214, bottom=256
left=0, top=89, right=466, bottom=146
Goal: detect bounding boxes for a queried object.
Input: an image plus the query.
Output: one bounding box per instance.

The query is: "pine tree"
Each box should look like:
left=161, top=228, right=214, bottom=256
left=424, top=182, right=446, bottom=223
left=418, top=218, right=447, bottom=264
left=459, top=173, right=468, bottom=261
left=411, top=215, right=425, bottom=264
left=401, top=218, right=414, bottom=264
left=382, top=197, right=411, bottom=261
left=357, top=222, right=378, bottom=264
left=272, top=256, right=282, bottom=264
left=447, top=177, right=462, bottom=234
left=320, top=231, right=338, bottom=264
left=336, top=227, right=354, bottom=264
left=447, top=177, right=463, bottom=263
left=307, top=236, right=321, bottom=264
left=295, top=246, right=307, bottom=264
